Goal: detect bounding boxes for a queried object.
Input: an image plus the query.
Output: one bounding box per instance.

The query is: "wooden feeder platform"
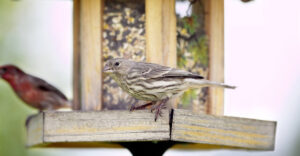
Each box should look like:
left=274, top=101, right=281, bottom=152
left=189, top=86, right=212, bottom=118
left=27, top=109, right=276, bottom=155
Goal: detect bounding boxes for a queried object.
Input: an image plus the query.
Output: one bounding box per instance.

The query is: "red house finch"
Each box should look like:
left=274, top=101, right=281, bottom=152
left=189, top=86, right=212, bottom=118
left=0, top=65, right=70, bottom=111
left=104, top=58, right=235, bottom=121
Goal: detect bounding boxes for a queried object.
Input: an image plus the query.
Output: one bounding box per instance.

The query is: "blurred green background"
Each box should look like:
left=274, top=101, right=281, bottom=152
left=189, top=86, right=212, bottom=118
left=0, top=0, right=72, bottom=155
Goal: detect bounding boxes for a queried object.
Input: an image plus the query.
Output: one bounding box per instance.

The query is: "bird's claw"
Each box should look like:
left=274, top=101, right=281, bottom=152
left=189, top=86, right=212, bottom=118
left=129, top=105, right=135, bottom=112
left=154, top=108, right=164, bottom=121
left=130, top=102, right=154, bottom=112
left=152, top=99, right=169, bottom=121
left=150, top=107, right=155, bottom=113
left=130, top=99, right=168, bottom=122
left=129, top=103, right=139, bottom=111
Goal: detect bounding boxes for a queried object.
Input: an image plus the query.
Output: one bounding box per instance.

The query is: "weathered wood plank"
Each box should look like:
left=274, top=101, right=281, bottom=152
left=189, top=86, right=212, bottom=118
left=27, top=110, right=169, bottom=146
left=73, top=0, right=81, bottom=110
left=27, top=113, right=44, bottom=147
left=207, top=0, right=225, bottom=115
left=26, top=110, right=276, bottom=150
left=37, top=142, right=123, bottom=148
left=80, top=0, right=103, bottom=110
left=171, top=109, right=276, bottom=150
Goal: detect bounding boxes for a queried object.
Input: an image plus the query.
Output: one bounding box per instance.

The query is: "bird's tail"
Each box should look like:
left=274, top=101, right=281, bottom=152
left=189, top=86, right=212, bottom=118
left=186, top=79, right=236, bottom=89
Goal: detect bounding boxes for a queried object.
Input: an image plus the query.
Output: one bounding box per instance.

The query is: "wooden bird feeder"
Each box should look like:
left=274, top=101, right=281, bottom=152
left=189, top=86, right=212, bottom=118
left=26, top=0, right=277, bottom=155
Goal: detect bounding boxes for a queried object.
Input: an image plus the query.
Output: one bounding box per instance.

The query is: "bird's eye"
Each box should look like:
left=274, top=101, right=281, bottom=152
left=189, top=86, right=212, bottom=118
left=2, top=68, right=7, bottom=72
left=114, top=62, right=120, bottom=66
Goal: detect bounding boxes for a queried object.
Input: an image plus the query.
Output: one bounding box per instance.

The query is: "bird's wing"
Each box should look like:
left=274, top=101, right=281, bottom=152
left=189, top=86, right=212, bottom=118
left=131, top=62, right=204, bottom=79
left=29, top=75, right=68, bottom=100
left=162, top=68, right=204, bottom=79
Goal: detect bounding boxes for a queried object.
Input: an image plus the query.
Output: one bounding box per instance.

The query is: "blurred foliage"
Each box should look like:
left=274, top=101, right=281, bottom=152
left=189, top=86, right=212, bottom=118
left=177, top=13, right=209, bottom=107
left=189, top=36, right=208, bottom=67
left=180, top=89, right=198, bottom=108
left=182, top=15, right=199, bottom=35
left=0, top=81, right=38, bottom=156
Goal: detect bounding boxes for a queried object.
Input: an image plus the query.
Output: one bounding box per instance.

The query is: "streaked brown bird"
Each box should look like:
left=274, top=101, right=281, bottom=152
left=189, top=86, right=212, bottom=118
left=0, top=65, right=70, bottom=111
left=104, top=58, right=235, bottom=121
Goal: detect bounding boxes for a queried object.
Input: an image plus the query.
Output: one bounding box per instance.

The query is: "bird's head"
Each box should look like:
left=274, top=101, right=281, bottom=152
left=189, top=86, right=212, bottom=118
left=0, top=64, right=25, bottom=81
left=103, top=58, right=134, bottom=75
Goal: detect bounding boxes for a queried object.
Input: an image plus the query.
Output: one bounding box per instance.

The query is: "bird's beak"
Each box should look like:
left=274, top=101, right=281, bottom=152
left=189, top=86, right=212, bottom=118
left=103, top=64, right=113, bottom=73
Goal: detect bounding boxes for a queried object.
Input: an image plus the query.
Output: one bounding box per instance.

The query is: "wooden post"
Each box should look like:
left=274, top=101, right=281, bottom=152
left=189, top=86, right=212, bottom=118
left=73, top=0, right=81, bottom=110
left=162, top=0, right=177, bottom=68
left=146, top=0, right=163, bottom=64
left=207, top=0, right=225, bottom=115
left=146, top=0, right=176, bottom=67
left=79, top=0, right=103, bottom=110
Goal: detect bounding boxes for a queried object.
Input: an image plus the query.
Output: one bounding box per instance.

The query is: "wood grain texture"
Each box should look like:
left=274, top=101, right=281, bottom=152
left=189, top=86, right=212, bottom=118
left=27, top=113, right=44, bottom=147
left=27, top=110, right=169, bottom=146
left=80, top=0, right=103, bottom=110
left=162, top=0, right=178, bottom=108
left=146, top=0, right=176, bottom=67
left=207, top=0, right=225, bottom=115
left=73, top=0, right=81, bottom=110
left=162, top=0, right=177, bottom=68
left=171, top=109, right=276, bottom=150
left=146, top=0, right=163, bottom=64
left=27, top=110, right=276, bottom=150
left=37, top=142, right=123, bottom=148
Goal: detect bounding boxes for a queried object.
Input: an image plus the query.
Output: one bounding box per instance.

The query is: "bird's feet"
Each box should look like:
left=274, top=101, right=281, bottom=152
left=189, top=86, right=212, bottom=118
left=129, top=102, right=154, bottom=111
left=151, top=98, right=169, bottom=122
